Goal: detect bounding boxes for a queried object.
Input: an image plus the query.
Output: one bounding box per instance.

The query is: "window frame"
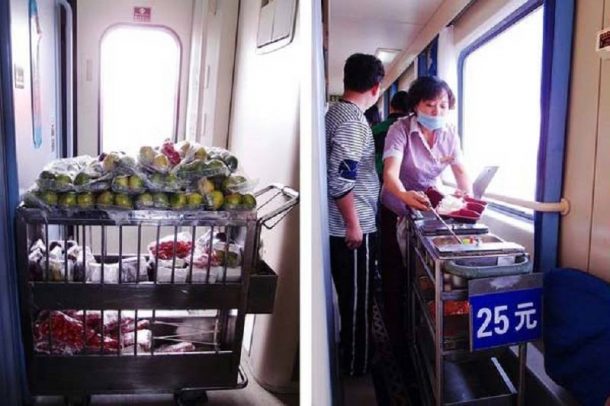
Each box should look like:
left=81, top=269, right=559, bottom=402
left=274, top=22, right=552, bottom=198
left=456, top=0, right=544, bottom=221
left=97, top=23, right=182, bottom=154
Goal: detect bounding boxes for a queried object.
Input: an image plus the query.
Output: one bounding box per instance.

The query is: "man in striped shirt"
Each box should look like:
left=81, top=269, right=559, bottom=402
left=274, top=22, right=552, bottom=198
left=326, top=53, right=384, bottom=376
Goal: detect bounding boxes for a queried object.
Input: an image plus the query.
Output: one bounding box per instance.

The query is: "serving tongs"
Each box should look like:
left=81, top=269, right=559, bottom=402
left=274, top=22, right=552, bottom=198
left=424, top=198, right=463, bottom=244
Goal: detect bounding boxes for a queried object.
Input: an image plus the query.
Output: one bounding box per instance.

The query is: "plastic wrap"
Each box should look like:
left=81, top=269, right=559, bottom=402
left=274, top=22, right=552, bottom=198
left=157, top=341, right=196, bottom=353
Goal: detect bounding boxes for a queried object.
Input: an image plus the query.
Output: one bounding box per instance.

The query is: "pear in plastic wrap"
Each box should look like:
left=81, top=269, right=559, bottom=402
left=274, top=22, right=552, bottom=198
left=186, top=192, right=203, bottom=209
left=241, top=194, right=256, bottom=210
left=204, top=191, right=224, bottom=211
left=223, top=193, right=242, bottom=210
left=96, top=191, right=115, bottom=207
left=77, top=192, right=95, bottom=209
left=39, top=190, right=58, bottom=206
left=59, top=192, right=77, bottom=209
left=115, top=193, right=133, bottom=209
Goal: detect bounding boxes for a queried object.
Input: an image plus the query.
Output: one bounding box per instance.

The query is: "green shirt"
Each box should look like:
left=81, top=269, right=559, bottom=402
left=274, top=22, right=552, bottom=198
left=372, top=113, right=406, bottom=176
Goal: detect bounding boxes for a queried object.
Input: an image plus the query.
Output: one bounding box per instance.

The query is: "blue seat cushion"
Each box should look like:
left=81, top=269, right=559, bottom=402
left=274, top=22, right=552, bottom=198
left=544, top=268, right=610, bottom=406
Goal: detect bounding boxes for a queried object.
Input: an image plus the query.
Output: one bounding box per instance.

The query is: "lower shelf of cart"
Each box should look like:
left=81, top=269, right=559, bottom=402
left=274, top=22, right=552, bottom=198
left=414, top=326, right=517, bottom=405
left=29, top=352, right=241, bottom=395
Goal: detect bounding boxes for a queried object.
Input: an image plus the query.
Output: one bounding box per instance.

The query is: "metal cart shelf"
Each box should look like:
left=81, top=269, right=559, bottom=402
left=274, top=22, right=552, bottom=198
left=15, top=184, right=298, bottom=405
left=406, top=211, right=535, bottom=406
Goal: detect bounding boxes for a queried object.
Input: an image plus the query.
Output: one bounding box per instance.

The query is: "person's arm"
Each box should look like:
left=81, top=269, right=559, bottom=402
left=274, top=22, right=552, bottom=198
left=451, top=162, right=472, bottom=196
left=327, top=120, right=368, bottom=248
left=383, top=157, right=430, bottom=211
left=382, top=119, right=431, bottom=211
left=334, top=192, right=362, bottom=249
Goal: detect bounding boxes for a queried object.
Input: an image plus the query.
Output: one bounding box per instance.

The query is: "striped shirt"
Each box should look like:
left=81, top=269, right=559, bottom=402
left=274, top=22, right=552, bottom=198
left=326, top=101, right=380, bottom=237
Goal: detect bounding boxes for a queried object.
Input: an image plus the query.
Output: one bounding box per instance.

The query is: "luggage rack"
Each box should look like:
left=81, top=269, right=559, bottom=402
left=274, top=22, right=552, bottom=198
left=15, top=184, right=298, bottom=405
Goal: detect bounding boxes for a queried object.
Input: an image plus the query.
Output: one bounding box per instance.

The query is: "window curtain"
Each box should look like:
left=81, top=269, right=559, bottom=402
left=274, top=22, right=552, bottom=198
left=417, top=35, right=439, bottom=77
left=535, top=0, right=574, bottom=272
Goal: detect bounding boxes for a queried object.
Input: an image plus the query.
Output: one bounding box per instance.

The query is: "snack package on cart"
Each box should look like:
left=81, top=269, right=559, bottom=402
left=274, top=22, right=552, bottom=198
left=157, top=341, right=197, bottom=353
left=33, top=311, right=97, bottom=355
left=148, top=232, right=194, bottom=261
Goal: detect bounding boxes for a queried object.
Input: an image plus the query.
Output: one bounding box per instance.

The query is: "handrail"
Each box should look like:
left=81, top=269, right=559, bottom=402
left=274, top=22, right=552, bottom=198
left=483, top=192, right=570, bottom=216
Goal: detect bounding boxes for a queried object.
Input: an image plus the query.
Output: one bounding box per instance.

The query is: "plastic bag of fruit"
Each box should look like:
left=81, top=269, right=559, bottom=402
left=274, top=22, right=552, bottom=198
left=148, top=232, right=194, bottom=261
left=137, top=140, right=181, bottom=174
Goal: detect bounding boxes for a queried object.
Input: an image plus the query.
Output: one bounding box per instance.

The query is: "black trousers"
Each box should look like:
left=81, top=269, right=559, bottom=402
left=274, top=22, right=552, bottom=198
left=330, top=233, right=377, bottom=376
left=379, top=205, right=408, bottom=354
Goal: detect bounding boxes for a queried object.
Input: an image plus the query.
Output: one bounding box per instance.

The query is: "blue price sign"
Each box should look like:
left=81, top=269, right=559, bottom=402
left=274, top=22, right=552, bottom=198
left=469, top=274, right=543, bottom=351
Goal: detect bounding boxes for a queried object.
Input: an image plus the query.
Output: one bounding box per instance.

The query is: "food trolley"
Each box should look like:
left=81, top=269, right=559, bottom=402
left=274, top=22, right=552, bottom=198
left=405, top=210, right=542, bottom=405
left=15, top=184, right=298, bottom=406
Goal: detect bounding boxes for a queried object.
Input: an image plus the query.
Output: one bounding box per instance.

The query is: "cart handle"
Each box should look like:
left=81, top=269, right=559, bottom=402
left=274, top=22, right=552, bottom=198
left=236, top=365, right=249, bottom=389
left=254, top=183, right=299, bottom=230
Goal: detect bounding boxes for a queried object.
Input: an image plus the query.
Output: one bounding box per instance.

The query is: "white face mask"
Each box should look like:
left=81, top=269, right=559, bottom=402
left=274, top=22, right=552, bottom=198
left=416, top=111, right=446, bottom=130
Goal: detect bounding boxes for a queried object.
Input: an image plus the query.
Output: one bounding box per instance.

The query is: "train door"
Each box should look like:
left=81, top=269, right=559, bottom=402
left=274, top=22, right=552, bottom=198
left=74, top=0, right=194, bottom=156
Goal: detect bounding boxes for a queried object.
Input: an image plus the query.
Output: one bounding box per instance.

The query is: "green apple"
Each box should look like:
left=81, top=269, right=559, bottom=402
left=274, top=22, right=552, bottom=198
left=223, top=193, right=242, bottom=210
left=152, top=192, right=169, bottom=208
left=165, top=173, right=179, bottom=189
left=186, top=192, right=203, bottom=209
left=115, top=193, right=133, bottom=209
left=113, top=175, right=129, bottom=190
left=39, top=170, right=56, bottom=180
left=193, top=146, right=207, bottom=161
left=170, top=193, right=187, bottom=210
left=150, top=173, right=164, bottom=187
left=128, top=175, right=144, bottom=191
left=96, top=191, right=115, bottom=206
left=39, top=190, right=58, bottom=206
left=241, top=194, right=256, bottom=210
left=59, top=192, right=77, bottom=208
left=204, top=191, right=224, bottom=210
left=77, top=192, right=95, bottom=209
left=55, top=174, right=73, bottom=188
left=74, top=172, right=91, bottom=186
left=136, top=192, right=154, bottom=208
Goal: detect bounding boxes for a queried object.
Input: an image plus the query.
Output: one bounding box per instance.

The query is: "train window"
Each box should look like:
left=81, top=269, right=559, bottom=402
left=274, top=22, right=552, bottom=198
left=100, top=25, right=181, bottom=155
left=459, top=5, right=543, bottom=216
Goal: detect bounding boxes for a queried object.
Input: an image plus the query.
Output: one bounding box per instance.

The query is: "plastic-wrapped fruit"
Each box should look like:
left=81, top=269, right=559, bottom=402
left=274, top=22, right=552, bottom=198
left=128, top=175, right=144, bottom=191
left=102, top=152, right=120, bottom=172
left=152, top=154, right=170, bottom=171
left=139, top=146, right=155, bottom=164
left=205, top=191, right=224, bottom=210
left=223, top=193, right=242, bottom=210
left=55, top=174, right=73, bottom=188
left=150, top=172, right=164, bottom=187
left=165, top=173, right=179, bottom=189
left=115, top=193, right=133, bottom=209
left=222, top=175, right=247, bottom=193
left=114, top=175, right=129, bottom=189
left=206, top=159, right=226, bottom=171
left=59, top=192, right=77, bottom=208
left=223, top=155, right=239, bottom=171
left=77, top=192, right=95, bottom=209
left=170, top=193, right=187, bottom=210
left=178, top=141, right=191, bottom=158
left=96, top=191, right=115, bottom=206
left=74, top=172, right=91, bottom=186
left=153, top=192, right=169, bottom=208
left=39, top=170, right=56, bottom=180
left=186, top=192, right=203, bottom=209
left=39, top=190, right=58, bottom=206
left=193, top=146, right=207, bottom=161
left=136, top=192, right=154, bottom=208
left=197, top=178, right=215, bottom=194
left=241, top=194, right=256, bottom=210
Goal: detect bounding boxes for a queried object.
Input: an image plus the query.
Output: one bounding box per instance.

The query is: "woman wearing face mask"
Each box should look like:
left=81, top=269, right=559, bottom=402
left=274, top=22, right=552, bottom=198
left=378, top=76, right=471, bottom=359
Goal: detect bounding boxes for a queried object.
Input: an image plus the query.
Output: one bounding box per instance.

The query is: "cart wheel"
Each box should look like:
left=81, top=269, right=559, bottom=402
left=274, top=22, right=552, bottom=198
left=174, top=390, right=208, bottom=405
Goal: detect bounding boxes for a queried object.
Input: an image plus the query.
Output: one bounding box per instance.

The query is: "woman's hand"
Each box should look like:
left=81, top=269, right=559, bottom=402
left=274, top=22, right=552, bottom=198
left=345, top=221, right=363, bottom=249
left=401, top=190, right=431, bottom=211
